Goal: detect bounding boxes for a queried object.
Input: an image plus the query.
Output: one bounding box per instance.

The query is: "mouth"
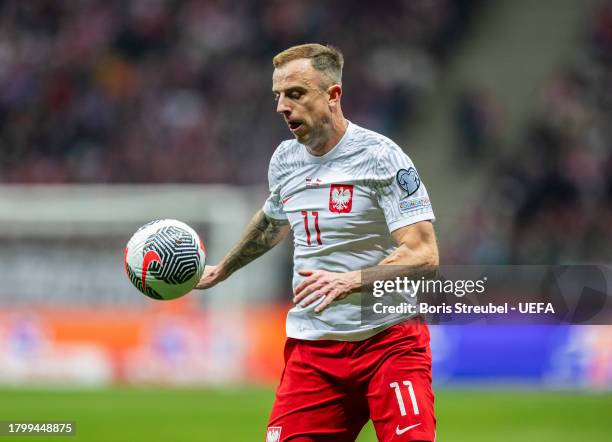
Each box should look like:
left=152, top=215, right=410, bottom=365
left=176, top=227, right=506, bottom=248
left=287, top=120, right=304, bottom=133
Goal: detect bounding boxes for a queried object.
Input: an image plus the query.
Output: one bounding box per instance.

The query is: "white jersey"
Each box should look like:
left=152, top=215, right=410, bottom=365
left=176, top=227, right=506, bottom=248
left=263, top=121, right=435, bottom=341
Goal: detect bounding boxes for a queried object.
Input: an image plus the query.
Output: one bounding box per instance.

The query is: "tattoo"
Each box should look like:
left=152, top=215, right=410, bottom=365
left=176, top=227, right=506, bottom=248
left=220, top=210, right=289, bottom=278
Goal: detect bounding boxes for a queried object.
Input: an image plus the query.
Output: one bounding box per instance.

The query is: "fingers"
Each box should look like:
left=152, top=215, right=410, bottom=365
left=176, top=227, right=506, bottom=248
left=298, top=291, right=325, bottom=308
left=195, top=276, right=215, bottom=289
left=293, top=270, right=352, bottom=313
left=195, top=265, right=220, bottom=290
left=314, top=291, right=339, bottom=313
left=293, top=280, right=324, bottom=304
left=293, top=270, right=318, bottom=296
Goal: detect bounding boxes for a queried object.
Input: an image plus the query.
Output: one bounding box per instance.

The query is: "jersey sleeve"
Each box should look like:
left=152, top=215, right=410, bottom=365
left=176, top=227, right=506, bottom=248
left=373, top=143, right=435, bottom=232
left=262, top=146, right=288, bottom=220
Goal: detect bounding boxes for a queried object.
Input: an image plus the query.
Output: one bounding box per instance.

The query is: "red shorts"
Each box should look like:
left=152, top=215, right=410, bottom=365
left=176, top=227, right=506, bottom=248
left=266, top=320, right=435, bottom=442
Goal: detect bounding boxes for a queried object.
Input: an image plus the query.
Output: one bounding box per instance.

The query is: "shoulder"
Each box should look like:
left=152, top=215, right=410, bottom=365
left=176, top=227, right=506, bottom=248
left=268, top=139, right=300, bottom=180
left=269, top=139, right=293, bottom=164
left=347, top=123, right=408, bottom=164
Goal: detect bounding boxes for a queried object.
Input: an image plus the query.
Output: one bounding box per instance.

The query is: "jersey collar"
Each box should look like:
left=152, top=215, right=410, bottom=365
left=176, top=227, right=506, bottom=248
left=303, top=120, right=353, bottom=164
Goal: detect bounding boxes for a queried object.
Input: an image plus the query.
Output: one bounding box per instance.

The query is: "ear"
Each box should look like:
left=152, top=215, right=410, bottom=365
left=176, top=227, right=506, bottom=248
left=327, top=84, right=342, bottom=105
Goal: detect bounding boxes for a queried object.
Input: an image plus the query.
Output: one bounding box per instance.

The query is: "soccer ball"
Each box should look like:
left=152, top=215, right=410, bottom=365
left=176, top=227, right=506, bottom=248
left=124, top=219, right=206, bottom=300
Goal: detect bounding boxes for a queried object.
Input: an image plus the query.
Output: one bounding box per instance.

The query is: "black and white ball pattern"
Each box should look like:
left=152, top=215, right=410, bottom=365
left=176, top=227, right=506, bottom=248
left=143, top=225, right=200, bottom=285
left=125, top=219, right=206, bottom=300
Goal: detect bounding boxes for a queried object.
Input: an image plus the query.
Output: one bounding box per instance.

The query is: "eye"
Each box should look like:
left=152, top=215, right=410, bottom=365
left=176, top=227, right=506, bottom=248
left=289, top=91, right=303, bottom=99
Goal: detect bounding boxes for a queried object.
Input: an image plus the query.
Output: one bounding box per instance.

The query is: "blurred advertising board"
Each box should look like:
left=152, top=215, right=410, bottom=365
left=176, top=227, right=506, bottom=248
left=0, top=300, right=287, bottom=387
left=0, top=302, right=610, bottom=389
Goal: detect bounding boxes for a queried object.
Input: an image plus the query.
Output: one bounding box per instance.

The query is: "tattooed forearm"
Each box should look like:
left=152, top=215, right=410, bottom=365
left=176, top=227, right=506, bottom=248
left=219, top=210, right=290, bottom=279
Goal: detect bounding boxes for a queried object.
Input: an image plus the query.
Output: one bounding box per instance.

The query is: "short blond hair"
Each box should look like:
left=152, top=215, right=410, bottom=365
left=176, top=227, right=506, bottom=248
left=272, top=43, right=344, bottom=87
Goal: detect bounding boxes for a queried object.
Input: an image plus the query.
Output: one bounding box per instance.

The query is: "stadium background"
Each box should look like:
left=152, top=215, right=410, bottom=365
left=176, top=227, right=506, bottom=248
left=0, top=0, right=611, bottom=440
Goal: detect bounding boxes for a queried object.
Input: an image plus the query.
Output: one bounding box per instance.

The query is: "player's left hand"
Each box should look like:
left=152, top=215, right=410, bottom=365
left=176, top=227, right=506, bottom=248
left=293, top=269, right=360, bottom=313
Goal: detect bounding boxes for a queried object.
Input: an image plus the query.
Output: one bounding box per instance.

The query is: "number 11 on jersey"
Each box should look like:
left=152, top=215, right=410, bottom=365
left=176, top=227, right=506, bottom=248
left=301, top=211, right=322, bottom=246
left=389, top=380, right=420, bottom=416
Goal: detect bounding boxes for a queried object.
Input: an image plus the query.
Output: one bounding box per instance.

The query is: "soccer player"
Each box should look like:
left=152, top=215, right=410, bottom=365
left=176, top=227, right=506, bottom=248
left=197, top=44, right=438, bottom=442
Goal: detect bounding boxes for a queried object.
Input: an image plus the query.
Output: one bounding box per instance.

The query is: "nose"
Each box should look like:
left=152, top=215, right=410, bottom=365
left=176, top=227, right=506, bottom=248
left=276, top=95, right=291, bottom=115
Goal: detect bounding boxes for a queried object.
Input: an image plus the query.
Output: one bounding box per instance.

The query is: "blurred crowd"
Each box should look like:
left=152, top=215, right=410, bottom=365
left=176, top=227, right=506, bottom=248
left=447, top=0, right=612, bottom=264
left=0, top=0, right=478, bottom=184
left=6, top=0, right=609, bottom=265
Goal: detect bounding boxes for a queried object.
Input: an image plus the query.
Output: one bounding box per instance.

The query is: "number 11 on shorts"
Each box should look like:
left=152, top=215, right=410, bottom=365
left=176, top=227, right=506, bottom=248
left=389, top=380, right=420, bottom=416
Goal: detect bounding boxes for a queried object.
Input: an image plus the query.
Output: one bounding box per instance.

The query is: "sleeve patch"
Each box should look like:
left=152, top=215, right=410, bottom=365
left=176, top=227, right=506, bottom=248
left=399, top=197, right=430, bottom=214
left=396, top=167, right=420, bottom=197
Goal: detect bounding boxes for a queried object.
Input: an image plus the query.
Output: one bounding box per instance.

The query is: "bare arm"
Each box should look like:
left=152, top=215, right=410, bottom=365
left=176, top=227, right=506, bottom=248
left=294, top=221, right=439, bottom=312
left=196, top=210, right=290, bottom=289
left=370, top=219, right=439, bottom=284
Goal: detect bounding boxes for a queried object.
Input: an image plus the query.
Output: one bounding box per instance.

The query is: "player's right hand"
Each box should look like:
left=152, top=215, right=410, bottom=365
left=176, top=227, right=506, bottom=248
left=195, top=265, right=224, bottom=290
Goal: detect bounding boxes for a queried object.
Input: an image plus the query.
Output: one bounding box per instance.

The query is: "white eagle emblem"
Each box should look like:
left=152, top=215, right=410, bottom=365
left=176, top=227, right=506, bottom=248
left=331, top=187, right=351, bottom=211
left=266, top=427, right=282, bottom=442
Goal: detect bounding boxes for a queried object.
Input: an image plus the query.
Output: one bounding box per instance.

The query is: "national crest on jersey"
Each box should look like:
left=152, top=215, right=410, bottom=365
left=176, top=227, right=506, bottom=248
left=329, top=184, right=353, bottom=213
left=266, top=426, right=282, bottom=442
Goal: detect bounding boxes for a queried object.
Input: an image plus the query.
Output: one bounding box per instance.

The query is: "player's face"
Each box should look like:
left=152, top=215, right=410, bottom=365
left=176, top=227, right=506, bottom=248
left=272, top=59, right=336, bottom=148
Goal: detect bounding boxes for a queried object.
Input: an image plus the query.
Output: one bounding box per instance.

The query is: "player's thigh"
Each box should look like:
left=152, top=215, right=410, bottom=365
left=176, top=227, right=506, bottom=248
left=367, top=349, right=436, bottom=442
left=267, top=340, right=368, bottom=442
left=267, top=396, right=366, bottom=442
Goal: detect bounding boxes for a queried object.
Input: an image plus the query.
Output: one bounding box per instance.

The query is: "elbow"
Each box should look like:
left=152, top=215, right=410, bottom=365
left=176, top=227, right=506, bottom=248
left=422, top=246, right=439, bottom=281
left=429, top=246, right=439, bottom=267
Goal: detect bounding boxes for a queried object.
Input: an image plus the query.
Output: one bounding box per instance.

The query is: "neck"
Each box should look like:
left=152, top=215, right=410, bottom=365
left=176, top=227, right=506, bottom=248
left=306, top=112, right=348, bottom=156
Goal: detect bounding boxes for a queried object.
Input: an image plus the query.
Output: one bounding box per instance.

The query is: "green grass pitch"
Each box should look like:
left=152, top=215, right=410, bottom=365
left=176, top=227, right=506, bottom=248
left=0, top=387, right=610, bottom=441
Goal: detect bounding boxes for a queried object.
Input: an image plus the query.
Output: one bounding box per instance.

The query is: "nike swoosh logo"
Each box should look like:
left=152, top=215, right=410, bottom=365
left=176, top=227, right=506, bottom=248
left=395, top=423, right=421, bottom=435
left=142, top=250, right=161, bottom=290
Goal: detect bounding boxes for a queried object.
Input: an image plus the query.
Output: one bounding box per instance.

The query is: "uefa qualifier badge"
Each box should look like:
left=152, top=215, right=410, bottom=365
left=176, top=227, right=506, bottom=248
left=396, top=167, right=420, bottom=197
